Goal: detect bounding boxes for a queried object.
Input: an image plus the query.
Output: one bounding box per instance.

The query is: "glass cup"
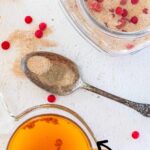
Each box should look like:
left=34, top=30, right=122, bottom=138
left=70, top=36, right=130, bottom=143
left=1, top=98, right=110, bottom=150
left=59, top=0, right=150, bottom=56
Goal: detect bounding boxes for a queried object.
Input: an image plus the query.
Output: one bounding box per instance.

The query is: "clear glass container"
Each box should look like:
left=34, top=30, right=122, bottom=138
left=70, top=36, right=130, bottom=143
left=59, top=0, right=150, bottom=55
left=1, top=97, right=110, bottom=150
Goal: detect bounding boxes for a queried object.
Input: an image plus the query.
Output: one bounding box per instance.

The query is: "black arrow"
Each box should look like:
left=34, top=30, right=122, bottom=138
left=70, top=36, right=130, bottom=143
left=97, top=140, right=112, bottom=150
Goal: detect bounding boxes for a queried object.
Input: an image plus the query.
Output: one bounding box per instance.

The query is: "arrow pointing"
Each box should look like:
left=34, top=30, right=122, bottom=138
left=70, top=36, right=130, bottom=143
left=97, top=140, right=112, bottom=150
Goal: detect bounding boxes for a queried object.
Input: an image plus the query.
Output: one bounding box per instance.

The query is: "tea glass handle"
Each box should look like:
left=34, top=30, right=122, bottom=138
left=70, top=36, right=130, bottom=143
left=0, top=93, right=16, bottom=119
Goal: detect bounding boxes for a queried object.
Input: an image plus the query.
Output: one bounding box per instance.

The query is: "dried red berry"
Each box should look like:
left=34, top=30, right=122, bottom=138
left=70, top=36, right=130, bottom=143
left=115, top=7, right=123, bottom=15
left=35, top=30, right=43, bottom=38
left=122, top=9, right=128, bottom=17
left=116, top=18, right=127, bottom=29
left=109, top=8, right=114, bottom=13
left=131, top=0, right=139, bottom=5
left=39, top=22, right=47, bottom=31
left=89, top=0, right=102, bottom=12
left=132, top=131, right=140, bottom=139
left=143, top=8, right=148, bottom=14
left=120, top=0, right=127, bottom=5
left=25, top=16, right=33, bottom=24
left=47, top=95, right=56, bottom=103
left=130, top=16, right=138, bottom=24
left=1, top=41, right=10, bottom=50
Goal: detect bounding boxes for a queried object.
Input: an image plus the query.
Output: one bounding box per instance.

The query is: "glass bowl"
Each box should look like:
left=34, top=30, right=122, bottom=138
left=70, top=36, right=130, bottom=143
left=1, top=101, right=110, bottom=150
left=59, top=0, right=150, bottom=56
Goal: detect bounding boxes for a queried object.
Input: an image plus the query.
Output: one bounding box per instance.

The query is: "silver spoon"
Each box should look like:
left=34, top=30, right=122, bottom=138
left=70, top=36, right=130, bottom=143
left=21, top=51, right=150, bottom=117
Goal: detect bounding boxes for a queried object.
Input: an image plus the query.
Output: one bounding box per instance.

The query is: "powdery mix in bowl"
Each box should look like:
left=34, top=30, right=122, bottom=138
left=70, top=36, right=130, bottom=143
left=60, top=0, right=150, bottom=54
left=85, top=0, right=150, bottom=32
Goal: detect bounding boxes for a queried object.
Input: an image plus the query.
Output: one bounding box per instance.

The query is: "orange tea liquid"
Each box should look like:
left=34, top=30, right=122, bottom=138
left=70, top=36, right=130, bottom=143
left=8, top=115, right=91, bottom=150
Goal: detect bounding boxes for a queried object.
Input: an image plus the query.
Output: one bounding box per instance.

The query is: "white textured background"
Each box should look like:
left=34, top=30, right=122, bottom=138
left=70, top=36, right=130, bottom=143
left=0, top=0, right=150, bottom=149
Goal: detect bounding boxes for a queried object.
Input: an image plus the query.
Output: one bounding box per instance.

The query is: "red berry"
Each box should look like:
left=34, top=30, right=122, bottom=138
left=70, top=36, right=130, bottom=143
left=132, top=131, right=140, bottom=139
left=25, top=16, right=33, bottom=24
left=1, top=41, right=10, bottom=50
left=35, top=30, right=43, bottom=38
left=89, top=0, right=102, bottom=12
left=115, top=7, right=123, bottom=15
left=47, top=95, right=56, bottom=103
left=126, top=43, right=134, bottom=49
left=122, top=9, right=128, bottom=17
left=130, top=16, right=138, bottom=24
left=39, top=22, right=47, bottom=31
left=131, top=0, right=139, bottom=5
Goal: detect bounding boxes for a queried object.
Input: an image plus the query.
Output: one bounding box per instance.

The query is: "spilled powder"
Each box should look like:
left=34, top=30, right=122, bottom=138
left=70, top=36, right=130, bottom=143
left=8, top=27, right=56, bottom=78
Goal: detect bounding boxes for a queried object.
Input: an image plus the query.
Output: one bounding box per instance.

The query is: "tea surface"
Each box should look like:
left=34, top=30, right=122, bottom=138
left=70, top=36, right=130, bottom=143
left=8, top=115, right=91, bottom=150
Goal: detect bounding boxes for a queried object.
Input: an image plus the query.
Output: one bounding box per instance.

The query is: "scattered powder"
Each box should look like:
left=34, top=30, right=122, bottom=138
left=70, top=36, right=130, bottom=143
left=44, top=27, right=53, bottom=36
left=8, top=27, right=57, bottom=78
left=27, top=56, right=51, bottom=75
left=12, top=58, right=25, bottom=77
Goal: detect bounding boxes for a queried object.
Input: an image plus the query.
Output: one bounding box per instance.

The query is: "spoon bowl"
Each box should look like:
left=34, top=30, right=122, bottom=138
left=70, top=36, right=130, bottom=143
left=21, top=51, right=81, bottom=96
left=22, top=51, right=150, bottom=117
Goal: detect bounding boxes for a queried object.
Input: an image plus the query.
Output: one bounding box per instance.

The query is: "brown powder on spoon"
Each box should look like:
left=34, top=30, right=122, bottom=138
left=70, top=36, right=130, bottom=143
left=27, top=56, right=51, bottom=75
left=27, top=56, right=76, bottom=87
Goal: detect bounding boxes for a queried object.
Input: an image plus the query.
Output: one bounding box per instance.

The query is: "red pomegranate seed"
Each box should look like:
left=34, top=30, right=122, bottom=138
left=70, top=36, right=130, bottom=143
left=47, top=95, right=56, bottom=103
left=1, top=41, right=10, bottom=50
left=120, top=0, right=127, bottom=5
left=130, top=16, right=138, bottom=24
left=143, top=8, right=148, bottom=14
left=89, top=0, right=102, bottom=12
left=35, top=30, right=43, bottom=38
left=39, top=22, right=47, bottom=31
left=115, top=7, right=123, bottom=15
left=131, top=0, right=139, bottom=5
left=132, top=131, right=140, bottom=139
left=122, top=9, right=128, bottom=17
left=126, top=43, right=134, bottom=49
left=25, top=16, right=33, bottom=24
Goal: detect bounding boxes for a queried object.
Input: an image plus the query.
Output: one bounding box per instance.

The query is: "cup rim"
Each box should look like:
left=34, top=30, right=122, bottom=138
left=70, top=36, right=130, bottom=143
left=5, top=104, right=100, bottom=150
left=6, top=113, right=93, bottom=150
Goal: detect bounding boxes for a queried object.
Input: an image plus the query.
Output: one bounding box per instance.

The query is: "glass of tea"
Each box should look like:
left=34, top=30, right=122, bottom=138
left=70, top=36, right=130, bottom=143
left=2, top=103, right=110, bottom=150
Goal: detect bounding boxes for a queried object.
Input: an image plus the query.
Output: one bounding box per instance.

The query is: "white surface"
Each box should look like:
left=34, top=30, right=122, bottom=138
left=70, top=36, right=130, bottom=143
left=0, top=0, right=150, bottom=149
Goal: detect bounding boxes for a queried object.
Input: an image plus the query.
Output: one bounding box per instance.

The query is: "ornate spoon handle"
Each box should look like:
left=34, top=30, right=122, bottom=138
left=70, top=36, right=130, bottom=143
left=82, top=83, right=150, bottom=117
